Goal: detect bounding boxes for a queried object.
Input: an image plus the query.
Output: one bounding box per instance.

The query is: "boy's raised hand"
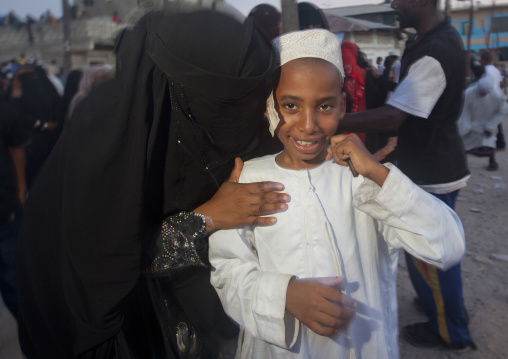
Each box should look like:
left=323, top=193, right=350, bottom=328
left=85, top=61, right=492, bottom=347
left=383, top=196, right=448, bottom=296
left=326, top=134, right=389, bottom=187
left=285, top=276, right=356, bottom=337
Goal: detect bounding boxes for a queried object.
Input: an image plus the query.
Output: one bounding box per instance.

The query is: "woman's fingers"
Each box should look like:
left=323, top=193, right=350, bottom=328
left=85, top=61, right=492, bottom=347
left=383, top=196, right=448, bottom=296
left=194, top=177, right=290, bottom=231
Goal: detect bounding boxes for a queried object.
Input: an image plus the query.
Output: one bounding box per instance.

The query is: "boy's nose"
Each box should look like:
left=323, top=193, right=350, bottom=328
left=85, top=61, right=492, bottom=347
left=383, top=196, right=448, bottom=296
left=297, top=111, right=317, bottom=134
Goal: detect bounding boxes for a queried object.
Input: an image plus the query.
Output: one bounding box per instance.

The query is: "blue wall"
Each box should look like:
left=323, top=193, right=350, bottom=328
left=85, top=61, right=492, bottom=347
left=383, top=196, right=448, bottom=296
left=451, top=15, right=508, bottom=51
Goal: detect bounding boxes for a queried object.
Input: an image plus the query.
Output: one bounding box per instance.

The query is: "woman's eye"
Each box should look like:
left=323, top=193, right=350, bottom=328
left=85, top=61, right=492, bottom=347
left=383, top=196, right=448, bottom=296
left=319, top=104, right=332, bottom=110
left=283, top=103, right=296, bottom=110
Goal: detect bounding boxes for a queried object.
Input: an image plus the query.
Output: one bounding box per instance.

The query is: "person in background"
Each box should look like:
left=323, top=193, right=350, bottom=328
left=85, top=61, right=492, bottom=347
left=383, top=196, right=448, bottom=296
left=112, top=11, right=121, bottom=24
left=7, top=65, right=63, bottom=188
left=337, top=0, right=474, bottom=350
left=60, top=69, right=83, bottom=126
left=0, top=103, right=27, bottom=320
left=247, top=4, right=281, bottom=42
left=382, top=51, right=399, bottom=91
left=376, top=56, right=385, bottom=73
left=480, top=51, right=503, bottom=91
left=45, top=60, right=64, bottom=96
left=357, top=51, right=398, bottom=163
left=297, top=2, right=329, bottom=30
left=459, top=68, right=508, bottom=171
left=480, top=51, right=507, bottom=152
left=341, top=41, right=366, bottom=143
left=66, top=64, right=113, bottom=119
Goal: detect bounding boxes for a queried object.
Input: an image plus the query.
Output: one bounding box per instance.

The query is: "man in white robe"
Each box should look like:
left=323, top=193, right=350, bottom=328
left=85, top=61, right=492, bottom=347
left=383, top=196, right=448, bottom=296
left=459, top=73, right=508, bottom=170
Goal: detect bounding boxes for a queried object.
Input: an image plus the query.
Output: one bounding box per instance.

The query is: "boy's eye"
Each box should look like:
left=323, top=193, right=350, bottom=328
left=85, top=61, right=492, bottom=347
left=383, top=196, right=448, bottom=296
left=283, top=103, right=297, bottom=110
left=319, top=104, right=333, bottom=111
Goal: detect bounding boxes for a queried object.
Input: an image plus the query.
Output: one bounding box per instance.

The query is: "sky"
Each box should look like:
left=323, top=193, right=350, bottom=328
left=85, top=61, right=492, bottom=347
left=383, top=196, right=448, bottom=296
left=1, top=0, right=505, bottom=19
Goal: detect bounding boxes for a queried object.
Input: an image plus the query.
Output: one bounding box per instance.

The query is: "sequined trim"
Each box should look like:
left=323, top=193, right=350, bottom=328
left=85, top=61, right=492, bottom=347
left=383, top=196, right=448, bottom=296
left=144, top=212, right=207, bottom=274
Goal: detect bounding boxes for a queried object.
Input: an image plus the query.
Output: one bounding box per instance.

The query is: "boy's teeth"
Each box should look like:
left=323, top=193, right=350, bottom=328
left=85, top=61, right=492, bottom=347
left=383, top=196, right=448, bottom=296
left=296, top=140, right=314, bottom=146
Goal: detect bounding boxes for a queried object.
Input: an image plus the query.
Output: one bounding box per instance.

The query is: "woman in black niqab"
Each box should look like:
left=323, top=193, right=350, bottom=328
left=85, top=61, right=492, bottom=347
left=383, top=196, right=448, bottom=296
left=8, top=65, right=63, bottom=186
left=18, top=9, right=285, bottom=359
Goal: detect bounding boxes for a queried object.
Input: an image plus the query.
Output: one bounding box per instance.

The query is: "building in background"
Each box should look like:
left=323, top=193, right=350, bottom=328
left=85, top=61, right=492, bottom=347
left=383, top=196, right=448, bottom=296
left=3, top=0, right=507, bottom=73
left=449, top=2, right=508, bottom=61
left=0, top=0, right=226, bottom=71
left=324, top=3, right=403, bottom=66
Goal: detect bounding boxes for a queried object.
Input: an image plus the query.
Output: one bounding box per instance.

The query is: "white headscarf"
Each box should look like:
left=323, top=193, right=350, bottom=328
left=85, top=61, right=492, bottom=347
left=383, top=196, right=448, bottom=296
left=267, top=29, right=344, bottom=136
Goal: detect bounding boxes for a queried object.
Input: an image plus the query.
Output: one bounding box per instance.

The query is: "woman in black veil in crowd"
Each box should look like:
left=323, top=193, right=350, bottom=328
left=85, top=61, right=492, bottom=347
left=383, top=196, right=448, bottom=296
left=7, top=65, right=63, bottom=187
left=17, top=8, right=287, bottom=359
left=247, top=4, right=281, bottom=42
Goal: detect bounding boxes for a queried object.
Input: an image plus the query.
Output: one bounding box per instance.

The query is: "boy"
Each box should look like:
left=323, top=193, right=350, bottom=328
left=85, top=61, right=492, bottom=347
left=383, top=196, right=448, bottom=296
left=209, top=29, right=465, bottom=359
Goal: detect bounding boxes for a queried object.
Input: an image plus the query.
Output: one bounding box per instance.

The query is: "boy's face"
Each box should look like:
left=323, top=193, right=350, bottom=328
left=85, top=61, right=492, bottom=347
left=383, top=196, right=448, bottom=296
left=273, top=58, right=345, bottom=170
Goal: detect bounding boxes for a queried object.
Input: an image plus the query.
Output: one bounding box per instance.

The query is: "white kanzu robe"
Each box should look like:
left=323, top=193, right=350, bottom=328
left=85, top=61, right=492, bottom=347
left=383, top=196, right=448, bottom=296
left=458, top=83, right=508, bottom=151
left=209, top=155, right=465, bottom=359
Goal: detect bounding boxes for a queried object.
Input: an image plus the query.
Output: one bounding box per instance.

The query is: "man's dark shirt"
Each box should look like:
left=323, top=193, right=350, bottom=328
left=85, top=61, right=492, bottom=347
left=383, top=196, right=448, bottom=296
left=396, top=19, right=470, bottom=185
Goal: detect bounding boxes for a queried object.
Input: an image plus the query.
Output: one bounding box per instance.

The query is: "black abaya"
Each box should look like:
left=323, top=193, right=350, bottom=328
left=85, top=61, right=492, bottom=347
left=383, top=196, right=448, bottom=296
left=18, top=9, right=280, bottom=359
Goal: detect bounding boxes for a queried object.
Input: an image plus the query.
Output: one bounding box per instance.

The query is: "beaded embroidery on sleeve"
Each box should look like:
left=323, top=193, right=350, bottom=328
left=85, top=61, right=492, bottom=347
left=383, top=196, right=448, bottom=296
left=144, top=211, right=209, bottom=274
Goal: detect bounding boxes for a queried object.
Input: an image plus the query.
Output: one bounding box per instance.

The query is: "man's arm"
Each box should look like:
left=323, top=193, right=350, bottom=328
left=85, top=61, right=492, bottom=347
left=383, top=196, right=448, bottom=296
left=339, top=56, right=447, bottom=134
left=338, top=105, right=407, bottom=133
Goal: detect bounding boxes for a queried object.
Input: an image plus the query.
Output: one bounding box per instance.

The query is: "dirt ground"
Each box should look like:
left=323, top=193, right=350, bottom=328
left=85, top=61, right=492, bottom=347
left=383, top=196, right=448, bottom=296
left=397, top=116, right=508, bottom=358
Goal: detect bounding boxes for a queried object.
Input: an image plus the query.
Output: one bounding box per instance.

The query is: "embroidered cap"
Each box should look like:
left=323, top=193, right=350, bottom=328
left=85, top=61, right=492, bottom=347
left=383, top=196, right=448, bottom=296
left=267, top=29, right=344, bottom=136
left=272, top=29, right=344, bottom=79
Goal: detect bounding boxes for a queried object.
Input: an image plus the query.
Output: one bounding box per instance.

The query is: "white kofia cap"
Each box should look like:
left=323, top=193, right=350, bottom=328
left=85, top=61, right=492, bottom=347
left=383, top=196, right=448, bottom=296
left=272, top=29, right=345, bottom=79
left=388, top=50, right=399, bottom=57
left=267, top=29, right=344, bottom=136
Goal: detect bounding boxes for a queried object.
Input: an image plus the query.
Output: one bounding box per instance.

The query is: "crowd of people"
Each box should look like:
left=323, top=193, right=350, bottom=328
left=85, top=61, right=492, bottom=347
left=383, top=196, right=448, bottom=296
left=1, top=54, right=114, bottom=329
left=0, top=4, right=122, bottom=35
left=0, top=1, right=507, bottom=358
left=1, top=5, right=122, bottom=47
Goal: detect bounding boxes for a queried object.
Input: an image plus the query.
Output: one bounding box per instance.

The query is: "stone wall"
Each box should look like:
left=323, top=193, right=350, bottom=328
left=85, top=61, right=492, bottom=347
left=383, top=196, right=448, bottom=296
left=0, top=18, right=126, bottom=69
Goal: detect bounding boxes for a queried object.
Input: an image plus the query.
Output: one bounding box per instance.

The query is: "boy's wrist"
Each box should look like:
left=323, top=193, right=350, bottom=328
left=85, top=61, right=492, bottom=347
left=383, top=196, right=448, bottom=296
left=366, top=163, right=390, bottom=187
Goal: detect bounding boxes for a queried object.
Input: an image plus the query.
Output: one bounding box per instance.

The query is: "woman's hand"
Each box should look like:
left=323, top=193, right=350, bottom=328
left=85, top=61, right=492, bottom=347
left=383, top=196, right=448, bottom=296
left=326, top=133, right=389, bottom=187
left=194, top=157, right=290, bottom=232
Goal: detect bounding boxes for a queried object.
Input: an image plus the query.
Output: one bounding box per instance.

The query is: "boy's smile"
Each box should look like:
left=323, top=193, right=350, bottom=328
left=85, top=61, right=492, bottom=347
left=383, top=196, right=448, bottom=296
left=273, top=58, right=345, bottom=170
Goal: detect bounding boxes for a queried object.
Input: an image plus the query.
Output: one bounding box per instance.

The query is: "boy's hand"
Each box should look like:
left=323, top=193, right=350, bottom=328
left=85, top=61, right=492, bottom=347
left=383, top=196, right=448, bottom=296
left=326, top=134, right=389, bottom=187
left=285, top=276, right=356, bottom=337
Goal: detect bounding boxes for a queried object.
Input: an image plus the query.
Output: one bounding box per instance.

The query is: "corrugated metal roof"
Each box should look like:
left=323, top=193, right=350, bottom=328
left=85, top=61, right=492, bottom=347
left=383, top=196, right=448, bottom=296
left=325, top=14, right=397, bottom=32
left=326, top=14, right=370, bottom=32
left=325, top=4, right=394, bottom=17
left=345, top=17, right=397, bottom=30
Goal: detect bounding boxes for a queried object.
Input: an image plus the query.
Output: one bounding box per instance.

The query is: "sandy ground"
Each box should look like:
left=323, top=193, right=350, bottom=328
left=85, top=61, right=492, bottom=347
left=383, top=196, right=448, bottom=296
left=0, top=295, right=23, bottom=359
left=398, top=115, right=508, bottom=358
